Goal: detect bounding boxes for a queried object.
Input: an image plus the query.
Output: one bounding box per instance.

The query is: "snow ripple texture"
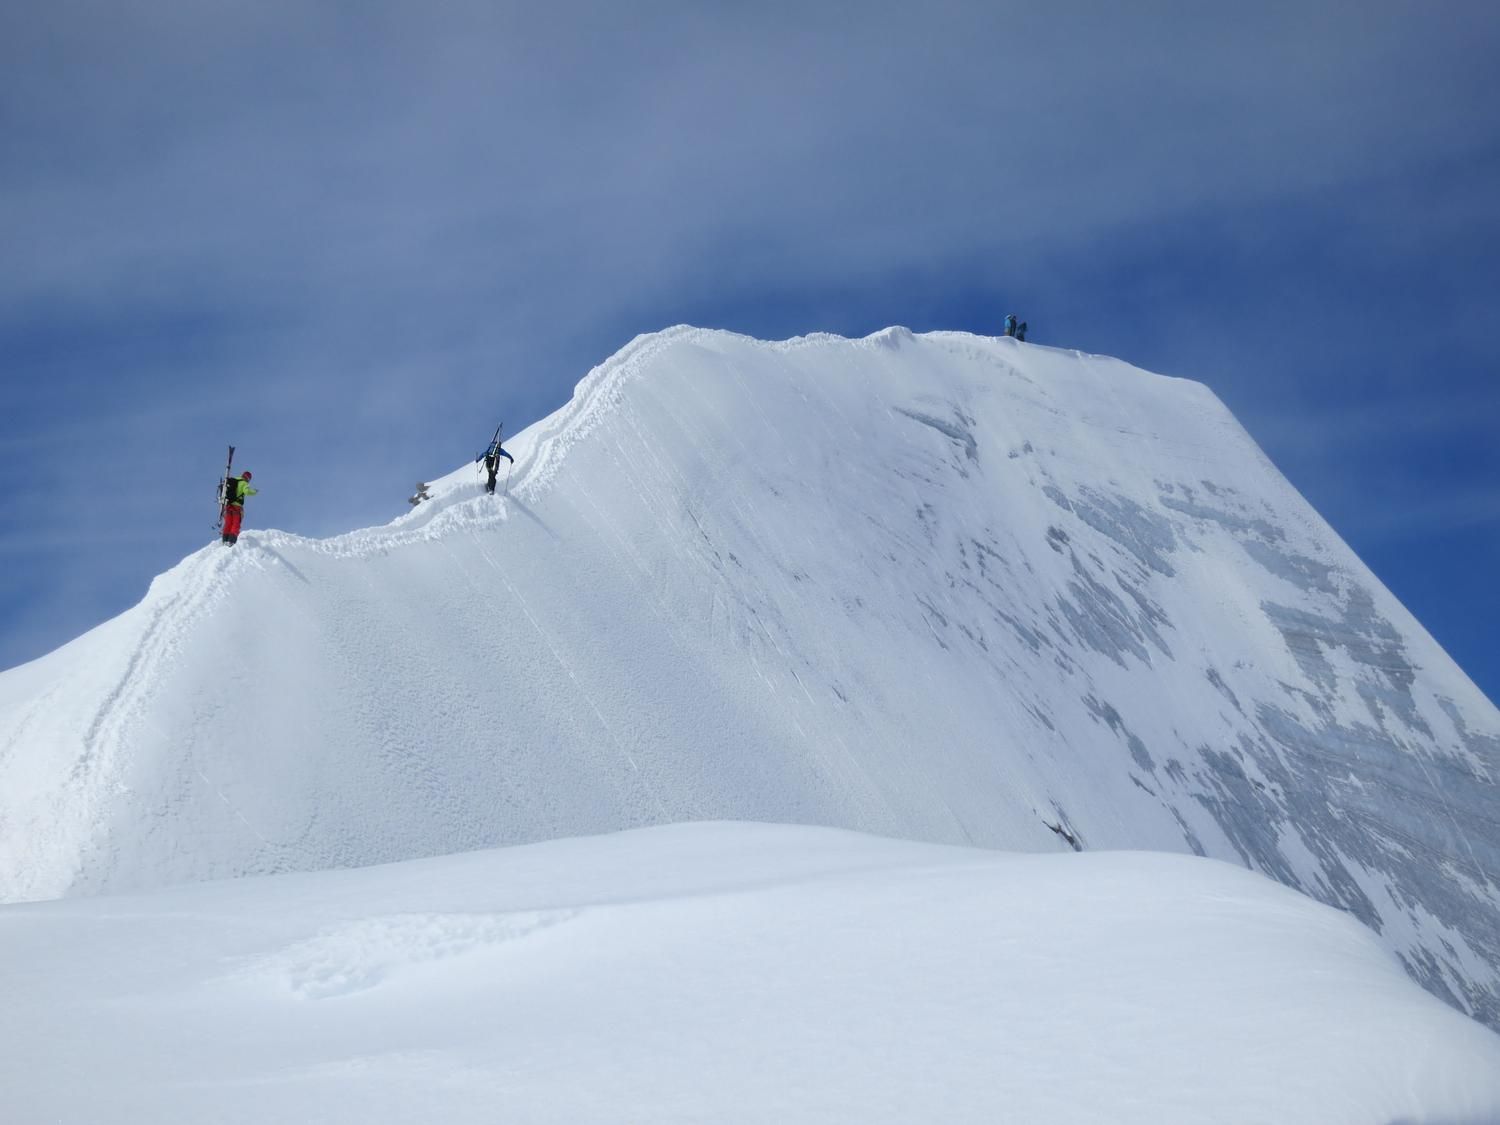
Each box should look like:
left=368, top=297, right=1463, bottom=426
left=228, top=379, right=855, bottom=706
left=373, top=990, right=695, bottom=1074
left=245, top=909, right=579, bottom=1000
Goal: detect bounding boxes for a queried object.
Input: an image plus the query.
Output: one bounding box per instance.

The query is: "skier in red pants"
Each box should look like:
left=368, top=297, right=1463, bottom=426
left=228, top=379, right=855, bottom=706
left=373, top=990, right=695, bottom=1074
left=221, top=471, right=258, bottom=545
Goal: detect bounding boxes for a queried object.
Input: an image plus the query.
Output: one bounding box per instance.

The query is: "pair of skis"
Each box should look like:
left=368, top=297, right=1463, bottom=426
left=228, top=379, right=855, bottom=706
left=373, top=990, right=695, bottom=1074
left=215, top=445, right=236, bottom=531
left=476, top=425, right=503, bottom=463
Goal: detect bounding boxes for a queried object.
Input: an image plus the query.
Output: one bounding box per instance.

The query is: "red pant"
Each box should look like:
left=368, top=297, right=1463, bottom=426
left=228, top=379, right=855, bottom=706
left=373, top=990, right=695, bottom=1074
left=223, top=505, right=244, bottom=538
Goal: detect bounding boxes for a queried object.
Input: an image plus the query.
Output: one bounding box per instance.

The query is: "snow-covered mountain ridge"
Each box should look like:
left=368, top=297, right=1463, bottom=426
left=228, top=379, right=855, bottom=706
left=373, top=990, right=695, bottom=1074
left=2, top=325, right=1497, bottom=1026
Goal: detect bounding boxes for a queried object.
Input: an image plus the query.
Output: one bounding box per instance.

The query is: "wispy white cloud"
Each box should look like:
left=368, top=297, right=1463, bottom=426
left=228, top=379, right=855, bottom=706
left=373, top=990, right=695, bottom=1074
left=1322, top=479, right=1500, bottom=544
left=1250, top=388, right=1500, bottom=460
left=5, top=2, right=1497, bottom=312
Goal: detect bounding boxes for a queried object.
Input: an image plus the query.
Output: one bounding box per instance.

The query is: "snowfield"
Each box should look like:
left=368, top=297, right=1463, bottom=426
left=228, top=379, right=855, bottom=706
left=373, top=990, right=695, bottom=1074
left=1, top=325, right=1498, bottom=1117
left=4, top=822, right=1500, bottom=1125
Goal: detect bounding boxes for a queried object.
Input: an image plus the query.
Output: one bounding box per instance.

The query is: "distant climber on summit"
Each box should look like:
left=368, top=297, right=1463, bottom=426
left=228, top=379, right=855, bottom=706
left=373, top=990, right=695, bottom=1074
left=1003, top=313, right=1019, bottom=338
left=221, top=471, right=257, bottom=545
left=477, top=425, right=514, bottom=495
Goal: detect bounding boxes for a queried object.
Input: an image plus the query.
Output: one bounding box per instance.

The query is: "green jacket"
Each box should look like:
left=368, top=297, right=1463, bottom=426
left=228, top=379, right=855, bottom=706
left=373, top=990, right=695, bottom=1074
left=229, top=477, right=259, bottom=506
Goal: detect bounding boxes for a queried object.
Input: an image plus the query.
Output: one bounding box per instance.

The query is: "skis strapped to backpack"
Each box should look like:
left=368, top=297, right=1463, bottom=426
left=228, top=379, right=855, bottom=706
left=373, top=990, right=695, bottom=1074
left=216, top=445, right=235, bottom=530
left=476, top=424, right=502, bottom=464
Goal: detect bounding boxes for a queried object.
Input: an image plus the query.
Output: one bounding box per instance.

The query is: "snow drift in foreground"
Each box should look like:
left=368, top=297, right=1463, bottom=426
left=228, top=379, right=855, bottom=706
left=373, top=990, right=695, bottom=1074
left=1, top=327, right=1497, bottom=1029
left=3, top=823, right=1498, bottom=1125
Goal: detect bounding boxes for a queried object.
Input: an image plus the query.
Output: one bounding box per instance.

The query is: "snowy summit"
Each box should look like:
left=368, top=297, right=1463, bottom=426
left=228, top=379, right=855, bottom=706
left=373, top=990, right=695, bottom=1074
left=2, top=327, right=1498, bottom=1121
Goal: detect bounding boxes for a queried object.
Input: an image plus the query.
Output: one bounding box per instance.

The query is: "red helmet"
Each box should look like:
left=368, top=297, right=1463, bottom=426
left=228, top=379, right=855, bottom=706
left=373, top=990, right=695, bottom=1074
left=241, top=471, right=252, bottom=480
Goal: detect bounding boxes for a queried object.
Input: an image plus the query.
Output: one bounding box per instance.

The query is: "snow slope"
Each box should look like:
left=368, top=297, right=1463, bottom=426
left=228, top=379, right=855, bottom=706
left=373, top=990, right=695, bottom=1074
left=1, top=326, right=1497, bottom=1026
left=5, top=822, right=1500, bottom=1125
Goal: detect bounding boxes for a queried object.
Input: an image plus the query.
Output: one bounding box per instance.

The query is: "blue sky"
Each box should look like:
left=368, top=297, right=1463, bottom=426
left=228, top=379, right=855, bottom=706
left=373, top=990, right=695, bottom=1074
left=2, top=1, right=1497, bottom=704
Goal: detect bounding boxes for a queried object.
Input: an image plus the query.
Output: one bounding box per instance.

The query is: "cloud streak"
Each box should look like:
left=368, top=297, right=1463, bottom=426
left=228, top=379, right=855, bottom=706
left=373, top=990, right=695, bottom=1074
left=7, top=3, right=1498, bottom=309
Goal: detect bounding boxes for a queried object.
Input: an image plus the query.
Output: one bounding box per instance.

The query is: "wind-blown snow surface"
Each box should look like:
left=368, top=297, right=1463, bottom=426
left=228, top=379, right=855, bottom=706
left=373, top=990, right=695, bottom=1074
left=5, top=823, right=1500, bottom=1125
left=2, top=327, right=1498, bottom=1026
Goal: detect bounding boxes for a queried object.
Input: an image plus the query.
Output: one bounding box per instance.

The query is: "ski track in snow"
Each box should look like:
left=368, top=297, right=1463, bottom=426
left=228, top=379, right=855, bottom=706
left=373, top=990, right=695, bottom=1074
left=0, top=543, right=247, bottom=898
left=80, top=550, right=234, bottom=776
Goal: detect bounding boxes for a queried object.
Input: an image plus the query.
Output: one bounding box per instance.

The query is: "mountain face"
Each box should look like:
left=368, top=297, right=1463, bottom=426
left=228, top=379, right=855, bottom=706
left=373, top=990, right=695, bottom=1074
left=2, top=326, right=1496, bottom=1025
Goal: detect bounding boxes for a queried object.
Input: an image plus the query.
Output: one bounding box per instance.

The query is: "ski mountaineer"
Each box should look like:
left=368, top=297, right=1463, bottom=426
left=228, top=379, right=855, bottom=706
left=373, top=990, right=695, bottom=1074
left=477, top=428, right=514, bottom=495
left=1016, top=321, right=1028, bottom=342
left=1003, top=313, right=1019, bottom=338
left=221, top=471, right=258, bottom=545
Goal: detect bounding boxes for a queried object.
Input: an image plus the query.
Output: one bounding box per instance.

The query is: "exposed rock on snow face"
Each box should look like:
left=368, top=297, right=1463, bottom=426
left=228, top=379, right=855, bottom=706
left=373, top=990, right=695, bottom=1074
left=1, top=327, right=1497, bottom=1026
